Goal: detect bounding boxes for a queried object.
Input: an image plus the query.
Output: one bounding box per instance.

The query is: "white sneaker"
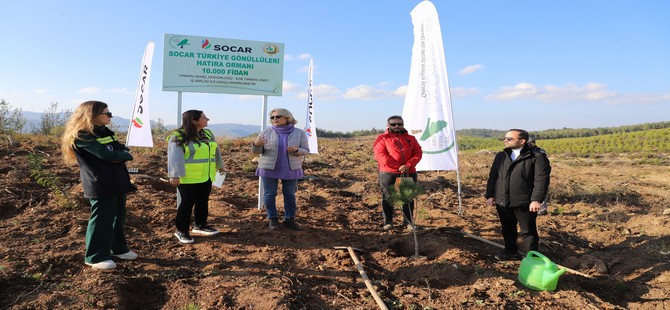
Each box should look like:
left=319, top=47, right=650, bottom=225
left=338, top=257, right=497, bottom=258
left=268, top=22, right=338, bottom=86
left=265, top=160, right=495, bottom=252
left=85, top=260, right=116, bottom=270
left=191, top=226, right=219, bottom=236
left=174, top=231, right=194, bottom=244
left=112, top=251, right=138, bottom=260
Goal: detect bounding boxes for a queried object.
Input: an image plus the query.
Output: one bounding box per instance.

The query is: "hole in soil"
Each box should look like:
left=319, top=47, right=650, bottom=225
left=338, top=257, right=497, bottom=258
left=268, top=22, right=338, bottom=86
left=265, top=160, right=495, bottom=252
left=389, top=238, right=421, bottom=257
left=119, top=277, right=167, bottom=308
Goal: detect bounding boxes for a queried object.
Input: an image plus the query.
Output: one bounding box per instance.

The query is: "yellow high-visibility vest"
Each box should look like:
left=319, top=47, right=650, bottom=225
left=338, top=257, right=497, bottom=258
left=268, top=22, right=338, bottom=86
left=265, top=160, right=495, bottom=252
left=168, top=129, right=218, bottom=184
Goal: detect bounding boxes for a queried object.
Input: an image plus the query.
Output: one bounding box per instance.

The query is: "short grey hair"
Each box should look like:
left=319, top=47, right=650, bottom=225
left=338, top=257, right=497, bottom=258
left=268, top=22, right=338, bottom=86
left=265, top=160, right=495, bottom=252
left=270, top=108, right=297, bottom=125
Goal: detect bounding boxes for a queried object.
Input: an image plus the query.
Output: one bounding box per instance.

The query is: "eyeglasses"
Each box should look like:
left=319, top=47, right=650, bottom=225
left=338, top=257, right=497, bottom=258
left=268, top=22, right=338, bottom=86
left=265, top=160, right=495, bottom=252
left=101, top=112, right=113, bottom=118
left=388, top=123, right=404, bottom=127
left=503, top=137, right=517, bottom=141
left=270, top=115, right=284, bottom=120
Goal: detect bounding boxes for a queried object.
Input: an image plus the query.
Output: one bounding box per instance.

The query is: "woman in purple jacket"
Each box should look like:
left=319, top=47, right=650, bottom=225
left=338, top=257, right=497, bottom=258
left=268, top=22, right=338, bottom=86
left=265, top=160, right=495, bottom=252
left=252, top=108, right=309, bottom=230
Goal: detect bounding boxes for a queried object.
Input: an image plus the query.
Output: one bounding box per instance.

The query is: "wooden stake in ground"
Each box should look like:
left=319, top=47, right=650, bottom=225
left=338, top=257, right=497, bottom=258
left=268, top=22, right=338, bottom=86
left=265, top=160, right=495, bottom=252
left=460, top=230, right=595, bottom=279
left=334, top=246, right=388, bottom=310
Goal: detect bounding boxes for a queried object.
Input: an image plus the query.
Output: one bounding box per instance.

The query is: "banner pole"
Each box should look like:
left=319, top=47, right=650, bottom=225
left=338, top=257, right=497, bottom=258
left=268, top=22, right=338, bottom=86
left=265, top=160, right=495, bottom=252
left=456, top=168, right=463, bottom=215
left=177, top=91, right=182, bottom=128
left=257, top=95, right=268, bottom=211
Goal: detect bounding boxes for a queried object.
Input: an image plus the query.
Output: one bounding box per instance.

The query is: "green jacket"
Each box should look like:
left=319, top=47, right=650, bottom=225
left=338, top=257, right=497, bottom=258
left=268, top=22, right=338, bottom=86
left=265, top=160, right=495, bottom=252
left=74, top=126, right=134, bottom=198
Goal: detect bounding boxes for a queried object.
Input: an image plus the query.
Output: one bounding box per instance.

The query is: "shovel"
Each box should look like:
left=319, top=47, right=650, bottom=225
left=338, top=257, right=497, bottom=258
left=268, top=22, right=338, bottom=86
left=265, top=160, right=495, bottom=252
left=333, top=246, right=388, bottom=310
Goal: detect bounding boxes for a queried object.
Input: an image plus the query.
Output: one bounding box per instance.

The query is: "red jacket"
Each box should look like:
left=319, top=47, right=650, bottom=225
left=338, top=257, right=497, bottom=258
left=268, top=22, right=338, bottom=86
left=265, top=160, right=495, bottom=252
left=373, top=130, right=423, bottom=173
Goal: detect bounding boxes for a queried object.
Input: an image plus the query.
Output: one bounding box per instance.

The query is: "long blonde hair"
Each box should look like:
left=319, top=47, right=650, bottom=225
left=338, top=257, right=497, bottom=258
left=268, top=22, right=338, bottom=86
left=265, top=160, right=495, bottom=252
left=61, top=101, right=108, bottom=165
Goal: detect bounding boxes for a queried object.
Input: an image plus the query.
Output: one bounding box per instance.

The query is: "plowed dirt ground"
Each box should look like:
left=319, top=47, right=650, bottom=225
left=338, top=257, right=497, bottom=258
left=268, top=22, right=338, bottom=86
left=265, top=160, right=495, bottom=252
left=1, top=135, right=669, bottom=309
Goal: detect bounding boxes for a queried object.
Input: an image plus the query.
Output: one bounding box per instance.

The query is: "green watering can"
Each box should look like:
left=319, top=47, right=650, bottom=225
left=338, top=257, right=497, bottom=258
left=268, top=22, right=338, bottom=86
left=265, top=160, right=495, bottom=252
left=518, top=251, right=566, bottom=291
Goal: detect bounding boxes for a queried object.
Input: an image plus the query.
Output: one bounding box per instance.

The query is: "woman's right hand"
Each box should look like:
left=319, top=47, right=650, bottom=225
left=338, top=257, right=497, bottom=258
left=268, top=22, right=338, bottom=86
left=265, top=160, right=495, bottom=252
left=170, top=177, right=180, bottom=186
left=254, top=136, right=267, bottom=147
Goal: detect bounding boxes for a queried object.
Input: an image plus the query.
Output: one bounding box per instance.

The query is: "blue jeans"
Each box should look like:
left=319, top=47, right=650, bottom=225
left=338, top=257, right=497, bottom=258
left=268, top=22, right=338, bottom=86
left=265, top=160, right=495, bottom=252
left=261, top=177, right=298, bottom=219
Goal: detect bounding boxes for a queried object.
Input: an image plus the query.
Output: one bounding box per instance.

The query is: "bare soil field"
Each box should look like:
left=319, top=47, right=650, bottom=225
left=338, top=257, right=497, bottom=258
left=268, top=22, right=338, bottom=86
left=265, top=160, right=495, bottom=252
left=1, top=135, right=669, bottom=309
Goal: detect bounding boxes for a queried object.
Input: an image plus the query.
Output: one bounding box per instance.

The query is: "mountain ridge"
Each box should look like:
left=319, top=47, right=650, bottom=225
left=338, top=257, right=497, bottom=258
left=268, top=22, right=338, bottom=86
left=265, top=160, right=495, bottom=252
left=20, top=111, right=260, bottom=138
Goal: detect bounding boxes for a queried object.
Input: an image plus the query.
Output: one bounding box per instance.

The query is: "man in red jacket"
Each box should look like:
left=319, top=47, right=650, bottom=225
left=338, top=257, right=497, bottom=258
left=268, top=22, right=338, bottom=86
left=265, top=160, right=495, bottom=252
left=373, top=115, right=423, bottom=230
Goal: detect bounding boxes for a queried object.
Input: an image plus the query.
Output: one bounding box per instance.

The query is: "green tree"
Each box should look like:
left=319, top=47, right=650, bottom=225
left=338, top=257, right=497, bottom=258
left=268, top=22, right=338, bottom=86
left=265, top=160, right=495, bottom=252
left=151, top=118, right=169, bottom=136
left=387, top=179, right=425, bottom=258
left=0, top=100, right=28, bottom=134
left=0, top=99, right=10, bottom=133
left=34, top=102, right=69, bottom=135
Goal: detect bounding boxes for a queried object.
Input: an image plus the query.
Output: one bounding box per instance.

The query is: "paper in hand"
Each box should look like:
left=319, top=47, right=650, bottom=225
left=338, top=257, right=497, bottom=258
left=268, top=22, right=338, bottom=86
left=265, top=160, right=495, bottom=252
left=212, top=171, right=226, bottom=188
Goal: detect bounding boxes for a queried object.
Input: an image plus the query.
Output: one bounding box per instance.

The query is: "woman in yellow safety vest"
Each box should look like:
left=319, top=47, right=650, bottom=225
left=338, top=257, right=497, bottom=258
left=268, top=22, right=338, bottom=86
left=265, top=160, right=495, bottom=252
left=167, top=110, right=225, bottom=244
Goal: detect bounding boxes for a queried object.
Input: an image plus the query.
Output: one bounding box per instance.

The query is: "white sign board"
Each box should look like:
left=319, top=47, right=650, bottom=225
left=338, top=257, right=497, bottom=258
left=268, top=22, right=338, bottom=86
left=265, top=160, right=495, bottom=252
left=162, top=33, right=284, bottom=96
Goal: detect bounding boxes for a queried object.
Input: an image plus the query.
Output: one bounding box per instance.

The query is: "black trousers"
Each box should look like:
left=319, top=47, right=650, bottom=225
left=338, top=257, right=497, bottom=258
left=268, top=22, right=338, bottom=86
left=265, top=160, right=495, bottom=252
left=176, top=180, right=212, bottom=233
left=496, top=204, right=538, bottom=253
left=379, top=172, right=417, bottom=225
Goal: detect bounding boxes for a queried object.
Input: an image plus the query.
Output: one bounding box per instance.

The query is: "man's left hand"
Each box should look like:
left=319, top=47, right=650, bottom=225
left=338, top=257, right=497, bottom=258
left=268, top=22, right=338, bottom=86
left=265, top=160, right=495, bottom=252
left=398, top=165, right=407, bottom=173
left=530, top=201, right=541, bottom=212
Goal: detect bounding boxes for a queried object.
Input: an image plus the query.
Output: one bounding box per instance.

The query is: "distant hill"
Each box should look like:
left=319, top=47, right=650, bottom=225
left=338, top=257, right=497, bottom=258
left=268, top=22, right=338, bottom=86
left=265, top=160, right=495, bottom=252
left=203, top=123, right=260, bottom=138
left=20, top=111, right=260, bottom=138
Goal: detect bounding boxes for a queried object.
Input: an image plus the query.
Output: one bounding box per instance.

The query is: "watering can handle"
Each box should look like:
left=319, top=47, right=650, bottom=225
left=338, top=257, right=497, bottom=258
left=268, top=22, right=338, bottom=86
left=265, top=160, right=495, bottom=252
left=527, top=250, right=553, bottom=269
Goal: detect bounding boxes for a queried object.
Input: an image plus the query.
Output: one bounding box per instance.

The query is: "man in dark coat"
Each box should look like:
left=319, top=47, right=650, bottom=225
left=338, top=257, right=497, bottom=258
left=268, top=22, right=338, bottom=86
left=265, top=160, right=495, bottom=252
left=485, top=129, right=551, bottom=260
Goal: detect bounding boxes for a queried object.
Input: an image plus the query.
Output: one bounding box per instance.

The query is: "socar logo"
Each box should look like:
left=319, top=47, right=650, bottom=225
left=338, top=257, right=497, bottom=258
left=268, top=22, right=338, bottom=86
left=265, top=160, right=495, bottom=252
left=132, top=117, right=144, bottom=128
left=201, top=39, right=212, bottom=49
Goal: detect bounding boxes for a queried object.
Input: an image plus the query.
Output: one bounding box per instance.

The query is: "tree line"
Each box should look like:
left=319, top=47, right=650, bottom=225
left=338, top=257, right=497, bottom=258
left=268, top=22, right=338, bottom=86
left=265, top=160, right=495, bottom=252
left=0, top=100, right=170, bottom=137
left=0, top=100, right=69, bottom=135
left=3, top=99, right=668, bottom=157
left=457, top=127, right=670, bottom=157
left=457, top=122, right=670, bottom=140
left=316, top=128, right=385, bottom=138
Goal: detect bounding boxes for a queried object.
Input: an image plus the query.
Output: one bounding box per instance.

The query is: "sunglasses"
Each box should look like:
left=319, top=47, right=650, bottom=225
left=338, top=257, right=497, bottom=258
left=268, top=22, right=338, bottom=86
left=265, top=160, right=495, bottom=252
left=100, top=112, right=113, bottom=118
left=388, top=123, right=404, bottom=127
left=269, top=115, right=285, bottom=120
left=503, top=137, right=517, bottom=141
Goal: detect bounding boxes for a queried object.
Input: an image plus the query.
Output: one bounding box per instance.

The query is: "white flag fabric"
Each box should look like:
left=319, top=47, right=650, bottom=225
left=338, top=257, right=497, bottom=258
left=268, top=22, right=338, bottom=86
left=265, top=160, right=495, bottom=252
left=304, top=58, right=318, bottom=154
left=126, top=41, right=155, bottom=147
left=402, top=1, right=459, bottom=171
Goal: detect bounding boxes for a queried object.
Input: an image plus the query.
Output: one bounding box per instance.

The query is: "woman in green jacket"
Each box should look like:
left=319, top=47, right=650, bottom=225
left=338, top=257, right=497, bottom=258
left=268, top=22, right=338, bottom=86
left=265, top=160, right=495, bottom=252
left=61, top=101, right=137, bottom=270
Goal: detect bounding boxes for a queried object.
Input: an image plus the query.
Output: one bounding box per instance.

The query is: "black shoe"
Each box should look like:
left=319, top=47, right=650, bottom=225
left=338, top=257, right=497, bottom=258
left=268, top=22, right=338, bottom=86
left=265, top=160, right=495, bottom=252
left=494, top=251, right=522, bottom=261
left=174, top=231, right=194, bottom=244
left=269, top=218, right=280, bottom=229
left=282, top=218, right=302, bottom=231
